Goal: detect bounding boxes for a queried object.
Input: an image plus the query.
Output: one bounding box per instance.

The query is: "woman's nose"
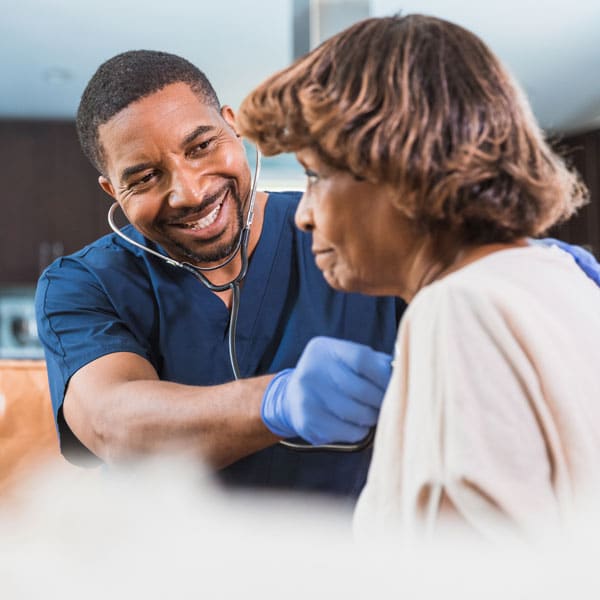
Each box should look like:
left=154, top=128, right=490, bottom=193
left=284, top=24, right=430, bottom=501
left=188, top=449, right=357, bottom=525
left=295, top=192, right=315, bottom=232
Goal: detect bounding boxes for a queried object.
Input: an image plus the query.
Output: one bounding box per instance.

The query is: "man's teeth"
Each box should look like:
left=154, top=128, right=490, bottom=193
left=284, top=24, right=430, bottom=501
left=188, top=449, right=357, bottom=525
left=183, top=201, right=222, bottom=230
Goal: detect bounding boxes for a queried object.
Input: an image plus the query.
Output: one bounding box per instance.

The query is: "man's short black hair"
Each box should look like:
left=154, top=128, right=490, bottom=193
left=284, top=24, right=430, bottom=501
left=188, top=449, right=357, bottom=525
left=76, top=50, right=221, bottom=174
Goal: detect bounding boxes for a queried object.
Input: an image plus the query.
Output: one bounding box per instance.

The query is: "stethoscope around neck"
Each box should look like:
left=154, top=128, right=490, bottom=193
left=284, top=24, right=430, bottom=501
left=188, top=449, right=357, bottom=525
left=107, top=145, right=372, bottom=453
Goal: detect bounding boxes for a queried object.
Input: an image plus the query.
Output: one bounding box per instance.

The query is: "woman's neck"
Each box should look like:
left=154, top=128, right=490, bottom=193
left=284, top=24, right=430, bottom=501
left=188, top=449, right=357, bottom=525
left=399, top=235, right=528, bottom=302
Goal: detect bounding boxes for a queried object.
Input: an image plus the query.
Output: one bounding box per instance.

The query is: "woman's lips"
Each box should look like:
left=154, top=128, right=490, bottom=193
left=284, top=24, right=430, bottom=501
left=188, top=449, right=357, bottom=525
left=313, top=248, right=334, bottom=270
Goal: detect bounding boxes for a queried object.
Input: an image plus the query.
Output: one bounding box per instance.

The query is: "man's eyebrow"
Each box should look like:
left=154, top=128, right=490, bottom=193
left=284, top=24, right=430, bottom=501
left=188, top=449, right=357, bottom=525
left=181, top=125, right=214, bottom=148
left=120, top=162, right=154, bottom=184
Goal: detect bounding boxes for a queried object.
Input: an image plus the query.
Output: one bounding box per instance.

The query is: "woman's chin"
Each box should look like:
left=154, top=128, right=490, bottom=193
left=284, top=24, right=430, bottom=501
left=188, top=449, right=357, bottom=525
left=322, top=269, right=363, bottom=294
left=323, top=269, right=398, bottom=297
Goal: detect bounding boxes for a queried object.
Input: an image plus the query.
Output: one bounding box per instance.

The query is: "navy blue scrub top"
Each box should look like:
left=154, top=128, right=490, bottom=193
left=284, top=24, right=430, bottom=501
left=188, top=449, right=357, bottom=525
left=35, top=191, right=404, bottom=499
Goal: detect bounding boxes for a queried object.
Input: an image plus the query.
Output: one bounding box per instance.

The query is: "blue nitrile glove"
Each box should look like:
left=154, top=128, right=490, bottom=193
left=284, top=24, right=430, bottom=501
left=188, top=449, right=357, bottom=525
left=537, top=238, right=600, bottom=286
left=261, top=336, right=393, bottom=445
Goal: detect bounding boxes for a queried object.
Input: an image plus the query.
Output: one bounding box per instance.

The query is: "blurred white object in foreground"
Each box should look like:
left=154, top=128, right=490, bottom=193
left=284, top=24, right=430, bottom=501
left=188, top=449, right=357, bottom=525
left=1, top=457, right=600, bottom=599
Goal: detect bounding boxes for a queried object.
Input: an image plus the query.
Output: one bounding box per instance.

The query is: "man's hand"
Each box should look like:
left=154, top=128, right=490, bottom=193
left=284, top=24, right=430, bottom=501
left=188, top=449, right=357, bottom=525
left=261, top=337, right=392, bottom=445
left=538, top=238, right=600, bottom=286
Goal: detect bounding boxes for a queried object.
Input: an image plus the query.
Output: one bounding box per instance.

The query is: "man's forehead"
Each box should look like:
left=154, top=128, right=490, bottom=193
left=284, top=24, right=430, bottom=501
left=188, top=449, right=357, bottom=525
left=97, top=83, right=222, bottom=172
left=100, top=83, right=218, bottom=137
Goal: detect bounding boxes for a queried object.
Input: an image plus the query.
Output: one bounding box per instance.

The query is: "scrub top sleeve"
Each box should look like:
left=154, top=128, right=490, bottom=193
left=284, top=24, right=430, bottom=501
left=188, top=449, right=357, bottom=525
left=395, top=297, right=408, bottom=325
left=35, top=258, right=152, bottom=423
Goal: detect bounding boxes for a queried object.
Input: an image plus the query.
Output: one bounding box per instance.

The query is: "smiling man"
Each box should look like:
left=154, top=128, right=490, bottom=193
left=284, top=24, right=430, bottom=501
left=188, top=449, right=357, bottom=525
left=97, top=84, right=254, bottom=272
left=34, top=50, right=401, bottom=499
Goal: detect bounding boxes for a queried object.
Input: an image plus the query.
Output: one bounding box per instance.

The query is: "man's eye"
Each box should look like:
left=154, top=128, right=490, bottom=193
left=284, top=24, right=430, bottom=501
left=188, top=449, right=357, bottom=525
left=138, top=172, right=156, bottom=185
left=129, top=171, right=157, bottom=190
left=189, top=138, right=214, bottom=157
left=139, top=172, right=156, bottom=184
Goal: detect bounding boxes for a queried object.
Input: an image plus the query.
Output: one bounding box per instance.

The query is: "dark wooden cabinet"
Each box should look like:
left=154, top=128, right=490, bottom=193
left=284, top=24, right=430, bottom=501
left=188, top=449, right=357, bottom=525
left=0, top=120, right=110, bottom=284
left=551, top=129, right=600, bottom=257
left=1, top=121, right=598, bottom=286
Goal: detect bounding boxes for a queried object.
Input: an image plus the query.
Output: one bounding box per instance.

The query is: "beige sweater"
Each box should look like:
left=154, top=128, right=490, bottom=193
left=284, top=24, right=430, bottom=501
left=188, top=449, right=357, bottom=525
left=354, top=245, right=600, bottom=544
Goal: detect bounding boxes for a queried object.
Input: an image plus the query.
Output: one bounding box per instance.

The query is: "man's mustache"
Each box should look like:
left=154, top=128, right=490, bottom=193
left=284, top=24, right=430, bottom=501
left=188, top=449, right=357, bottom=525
left=161, top=183, right=234, bottom=224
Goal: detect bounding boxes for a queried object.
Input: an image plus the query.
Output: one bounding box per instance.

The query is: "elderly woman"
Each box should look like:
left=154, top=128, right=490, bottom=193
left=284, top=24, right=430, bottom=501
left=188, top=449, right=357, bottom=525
left=238, top=15, right=600, bottom=543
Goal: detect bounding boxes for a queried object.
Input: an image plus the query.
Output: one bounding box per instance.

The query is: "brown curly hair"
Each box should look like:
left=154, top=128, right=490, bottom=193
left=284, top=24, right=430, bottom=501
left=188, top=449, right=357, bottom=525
left=237, top=14, right=587, bottom=243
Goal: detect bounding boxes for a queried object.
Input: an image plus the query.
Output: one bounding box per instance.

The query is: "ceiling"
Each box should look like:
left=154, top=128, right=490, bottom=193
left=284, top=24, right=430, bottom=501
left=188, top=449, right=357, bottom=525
left=1, top=0, right=599, bottom=135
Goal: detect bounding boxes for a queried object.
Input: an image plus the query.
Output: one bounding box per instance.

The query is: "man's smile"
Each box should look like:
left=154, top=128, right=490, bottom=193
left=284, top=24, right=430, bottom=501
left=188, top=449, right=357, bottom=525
left=162, top=186, right=233, bottom=241
left=171, top=197, right=225, bottom=231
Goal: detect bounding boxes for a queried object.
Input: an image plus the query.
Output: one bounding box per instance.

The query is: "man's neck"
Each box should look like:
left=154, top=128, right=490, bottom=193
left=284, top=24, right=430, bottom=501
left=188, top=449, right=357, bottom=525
left=200, top=190, right=269, bottom=308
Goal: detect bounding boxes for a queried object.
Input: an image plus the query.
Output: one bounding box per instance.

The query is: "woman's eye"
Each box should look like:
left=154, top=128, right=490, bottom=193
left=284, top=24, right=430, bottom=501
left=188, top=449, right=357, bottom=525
left=305, top=169, right=320, bottom=185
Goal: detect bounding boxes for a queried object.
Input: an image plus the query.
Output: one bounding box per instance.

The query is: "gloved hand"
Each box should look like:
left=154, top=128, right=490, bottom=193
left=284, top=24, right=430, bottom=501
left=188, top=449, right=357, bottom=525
left=537, top=238, right=600, bottom=286
left=261, top=336, right=392, bottom=445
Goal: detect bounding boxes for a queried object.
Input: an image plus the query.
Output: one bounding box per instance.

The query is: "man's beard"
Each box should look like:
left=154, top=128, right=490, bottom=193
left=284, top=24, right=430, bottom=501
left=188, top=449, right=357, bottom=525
left=161, top=184, right=245, bottom=265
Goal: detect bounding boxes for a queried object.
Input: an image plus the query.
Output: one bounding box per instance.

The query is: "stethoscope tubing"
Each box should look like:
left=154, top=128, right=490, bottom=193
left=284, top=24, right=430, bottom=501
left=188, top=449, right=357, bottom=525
left=106, top=145, right=372, bottom=453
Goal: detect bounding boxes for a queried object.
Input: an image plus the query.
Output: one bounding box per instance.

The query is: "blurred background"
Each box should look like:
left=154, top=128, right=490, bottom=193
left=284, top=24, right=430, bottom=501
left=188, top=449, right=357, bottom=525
left=0, top=0, right=599, bottom=359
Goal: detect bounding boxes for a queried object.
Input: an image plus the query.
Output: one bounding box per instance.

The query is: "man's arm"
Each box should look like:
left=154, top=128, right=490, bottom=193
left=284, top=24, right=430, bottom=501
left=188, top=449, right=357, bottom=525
left=535, top=238, right=600, bottom=285
left=63, top=352, right=278, bottom=469
left=63, top=338, right=393, bottom=469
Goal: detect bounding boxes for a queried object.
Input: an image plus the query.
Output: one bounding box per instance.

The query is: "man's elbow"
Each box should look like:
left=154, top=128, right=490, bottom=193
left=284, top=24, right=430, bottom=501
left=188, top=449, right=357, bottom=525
left=63, top=396, right=133, bottom=463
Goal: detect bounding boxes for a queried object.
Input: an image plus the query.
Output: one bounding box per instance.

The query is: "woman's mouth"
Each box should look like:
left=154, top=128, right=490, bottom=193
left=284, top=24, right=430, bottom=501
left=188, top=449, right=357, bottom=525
left=314, top=248, right=334, bottom=269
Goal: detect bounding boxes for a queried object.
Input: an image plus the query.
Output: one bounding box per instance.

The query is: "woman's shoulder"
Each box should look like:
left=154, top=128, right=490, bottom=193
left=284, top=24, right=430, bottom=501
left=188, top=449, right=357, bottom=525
left=404, top=244, right=600, bottom=342
left=416, top=245, right=579, bottom=300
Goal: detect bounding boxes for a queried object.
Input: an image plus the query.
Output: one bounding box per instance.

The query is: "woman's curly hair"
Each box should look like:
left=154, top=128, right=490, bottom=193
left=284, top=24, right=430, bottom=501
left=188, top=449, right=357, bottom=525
left=238, top=14, right=587, bottom=243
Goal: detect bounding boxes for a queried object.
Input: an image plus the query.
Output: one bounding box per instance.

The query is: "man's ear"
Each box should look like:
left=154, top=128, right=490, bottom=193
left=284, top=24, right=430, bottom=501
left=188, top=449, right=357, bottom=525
left=98, top=175, right=116, bottom=199
left=220, top=105, right=240, bottom=137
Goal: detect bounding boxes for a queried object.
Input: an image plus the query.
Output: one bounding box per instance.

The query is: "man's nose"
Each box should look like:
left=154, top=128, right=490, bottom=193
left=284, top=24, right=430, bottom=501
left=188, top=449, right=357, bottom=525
left=294, top=192, right=315, bottom=232
left=168, top=168, right=205, bottom=207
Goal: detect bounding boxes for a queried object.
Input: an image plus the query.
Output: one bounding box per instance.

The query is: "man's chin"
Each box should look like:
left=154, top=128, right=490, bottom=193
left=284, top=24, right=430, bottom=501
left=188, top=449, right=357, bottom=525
left=159, top=189, right=245, bottom=266
left=165, top=232, right=243, bottom=267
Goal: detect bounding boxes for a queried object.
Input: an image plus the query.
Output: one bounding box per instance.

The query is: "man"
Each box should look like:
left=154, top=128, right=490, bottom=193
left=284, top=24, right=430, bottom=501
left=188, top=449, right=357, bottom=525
left=35, top=50, right=401, bottom=499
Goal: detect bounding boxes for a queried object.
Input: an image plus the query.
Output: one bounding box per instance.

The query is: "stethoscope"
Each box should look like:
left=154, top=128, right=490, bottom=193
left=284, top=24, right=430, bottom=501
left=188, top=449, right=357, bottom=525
left=107, top=145, right=373, bottom=453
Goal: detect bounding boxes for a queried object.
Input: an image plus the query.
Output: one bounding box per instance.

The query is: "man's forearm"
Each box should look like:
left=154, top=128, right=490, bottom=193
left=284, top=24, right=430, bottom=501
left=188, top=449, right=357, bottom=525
left=64, top=353, right=279, bottom=469
left=101, top=376, right=279, bottom=468
left=64, top=337, right=394, bottom=468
